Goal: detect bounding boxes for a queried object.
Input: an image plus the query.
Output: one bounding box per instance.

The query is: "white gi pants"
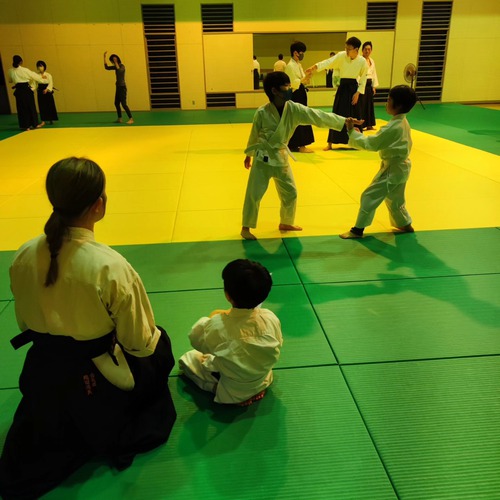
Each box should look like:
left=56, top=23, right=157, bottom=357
left=355, top=160, right=412, bottom=228
left=179, top=350, right=218, bottom=393
left=242, top=159, right=297, bottom=228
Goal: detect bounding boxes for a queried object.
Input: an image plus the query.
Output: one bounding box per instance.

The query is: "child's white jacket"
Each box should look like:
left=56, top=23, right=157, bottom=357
left=245, top=100, right=345, bottom=167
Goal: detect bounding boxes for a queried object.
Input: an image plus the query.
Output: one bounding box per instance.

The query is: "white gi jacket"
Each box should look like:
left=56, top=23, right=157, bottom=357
left=245, top=100, right=346, bottom=167
left=188, top=307, right=283, bottom=404
left=10, top=227, right=161, bottom=390
left=348, top=113, right=412, bottom=183
left=315, top=51, right=368, bottom=94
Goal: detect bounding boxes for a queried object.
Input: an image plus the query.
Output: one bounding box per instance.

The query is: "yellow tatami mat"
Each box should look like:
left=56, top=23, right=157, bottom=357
left=0, top=122, right=499, bottom=251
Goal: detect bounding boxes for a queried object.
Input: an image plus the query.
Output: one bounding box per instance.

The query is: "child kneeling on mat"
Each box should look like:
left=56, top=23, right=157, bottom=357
left=179, top=259, right=283, bottom=406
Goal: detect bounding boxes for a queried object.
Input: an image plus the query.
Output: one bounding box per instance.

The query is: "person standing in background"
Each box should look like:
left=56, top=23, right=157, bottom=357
left=103, top=51, right=134, bottom=124
left=307, top=37, right=368, bottom=150
left=253, top=55, right=261, bottom=89
left=36, top=61, right=58, bottom=125
left=8, top=55, right=46, bottom=130
left=285, top=41, right=314, bottom=153
left=359, top=41, right=379, bottom=130
left=325, top=52, right=335, bottom=87
left=273, top=54, right=286, bottom=72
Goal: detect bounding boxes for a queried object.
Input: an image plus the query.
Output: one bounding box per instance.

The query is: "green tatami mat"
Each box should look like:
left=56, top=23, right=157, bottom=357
left=30, top=366, right=396, bottom=500
left=343, top=357, right=500, bottom=499
left=0, top=301, right=26, bottom=388
left=307, top=274, right=500, bottom=364
left=285, top=228, right=500, bottom=285
left=116, top=238, right=300, bottom=293
left=0, top=109, right=257, bottom=141
left=0, top=251, right=15, bottom=300
left=149, top=285, right=337, bottom=374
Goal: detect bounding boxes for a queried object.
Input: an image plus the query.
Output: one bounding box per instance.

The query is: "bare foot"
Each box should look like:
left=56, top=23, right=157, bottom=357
left=279, top=224, right=302, bottom=232
left=241, top=227, right=257, bottom=240
left=298, top=146, right=314, bottom=153
left=36, top=121, right=45, bottom=128
left=238, top=390, right=266, bottom=407
left=115, top=118, right=122, bottom=123
left=339, top=231, right=363, bottom=239
left=126, top=118, right=134, bottom=124
left=323, top=143, right=332, bottom=151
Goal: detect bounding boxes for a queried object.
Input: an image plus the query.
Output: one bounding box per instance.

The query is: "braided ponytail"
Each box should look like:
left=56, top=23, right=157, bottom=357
left=44, top=157, right=105, bottom=287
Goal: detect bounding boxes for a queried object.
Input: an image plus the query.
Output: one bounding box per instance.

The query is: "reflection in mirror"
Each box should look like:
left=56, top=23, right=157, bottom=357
left=253, top=32, right=347, bottom=89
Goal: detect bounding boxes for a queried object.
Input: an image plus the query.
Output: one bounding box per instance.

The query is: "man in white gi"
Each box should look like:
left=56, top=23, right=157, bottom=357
left=307, top=37, right=368, bottom=149
left=285, top=41, right=314, bottom=153
left=340, top=85, right=418, bottom=238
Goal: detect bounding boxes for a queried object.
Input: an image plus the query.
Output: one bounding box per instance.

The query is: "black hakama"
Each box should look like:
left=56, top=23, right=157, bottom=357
left=37, top=84, right=58, bottom=122
left=288, top=84, right=314, bottom=150
left=0, top=327, right=176, bottom=499
left=359, top=79, right=376, bottom=129
left=328, top=78, right=362, bottom=144
left=253, top=69, right=260, bottom=90
left=13, top=83, right=38, bottom=130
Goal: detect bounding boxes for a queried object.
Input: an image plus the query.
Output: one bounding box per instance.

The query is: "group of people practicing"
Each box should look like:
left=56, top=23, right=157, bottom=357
left=241, top=37, right=417, bottom=241
left=267, top=38, right=378, bottom=153
left=0, top=37, right=417, bottom=499
left=0, top=156, right=282, bottom=498
left=7, top=56, right=58, bottom=131
left=7, top=52, right=133, bottom=131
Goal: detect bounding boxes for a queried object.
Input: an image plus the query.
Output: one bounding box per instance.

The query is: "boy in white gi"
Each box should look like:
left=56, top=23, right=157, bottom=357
left=340, top=85, right=418, bottom=239
left=241, top=71, right=363, bottom=241
left=179, top=259, right=282, bottom=406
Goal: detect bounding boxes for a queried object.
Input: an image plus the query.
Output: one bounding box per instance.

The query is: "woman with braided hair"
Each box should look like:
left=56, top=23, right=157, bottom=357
left=0, top=157, right=176, bottom=499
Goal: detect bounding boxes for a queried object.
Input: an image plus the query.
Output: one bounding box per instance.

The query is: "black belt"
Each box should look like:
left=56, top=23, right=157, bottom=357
left=11, top=329, right=119, bottom=364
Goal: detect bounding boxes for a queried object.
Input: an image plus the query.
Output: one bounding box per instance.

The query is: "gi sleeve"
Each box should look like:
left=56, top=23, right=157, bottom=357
left=244, top=109, right=262, bottom=156
left=106, top=266, right=160, bottom=357
left=357, top=59, right=369, bottom=95
left=348, top=123, right=397, bottom=151
left=188, top=316, right=212, bottom=353
left=315, top=53, right=339, bottom=72
left=294, top=102, right=346, bottom=131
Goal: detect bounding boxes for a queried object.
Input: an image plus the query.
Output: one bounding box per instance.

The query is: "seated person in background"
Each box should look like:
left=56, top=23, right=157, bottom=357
left=0, top=157, right=176, bottom=500
left=179, top=259, right=283, bottom=407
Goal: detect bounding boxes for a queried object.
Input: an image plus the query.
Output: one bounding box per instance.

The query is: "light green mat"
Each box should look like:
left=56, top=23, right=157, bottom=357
left=343, top=356, right=500, bottom=499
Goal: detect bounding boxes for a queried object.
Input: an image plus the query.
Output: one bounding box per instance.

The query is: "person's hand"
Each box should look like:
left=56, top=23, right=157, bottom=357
left=373, top=88, right=376, bottom=95
left=346, top=118, right=364, bottom=131
left=104, top=51, right=108, bottom=56
left=43, top=89, right=48, bottom=94
left=244, top=156, right=252, bottom=169
left=352, top=92, right=360, bottom=105
left=301, top=75, right=311, bottom=85
left=305, top=65, right=317, bottom=75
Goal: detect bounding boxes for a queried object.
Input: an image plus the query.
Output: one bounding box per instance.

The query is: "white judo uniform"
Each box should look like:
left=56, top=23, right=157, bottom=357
left=179, top=307, right=283, bottom=404
left=348, top=113, right=413, bottom=228
left=242, top=100, right=345, bottom=228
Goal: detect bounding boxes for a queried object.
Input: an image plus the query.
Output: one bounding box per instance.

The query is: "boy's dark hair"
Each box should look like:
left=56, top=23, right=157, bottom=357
left=222, top=259, right=272, bottom=309
left=290, top=41, right=306, bottom=57
left=389, top=85, right=417, bottom=114
left=346, top=37, right=362, bottom=49
left=263, top=71, right=291, bottom=101
left=109, top=54, right=121, bottom=64
left=362, top=41, right=372, bottom=50
left=278, top=53, right=283, bottom=60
